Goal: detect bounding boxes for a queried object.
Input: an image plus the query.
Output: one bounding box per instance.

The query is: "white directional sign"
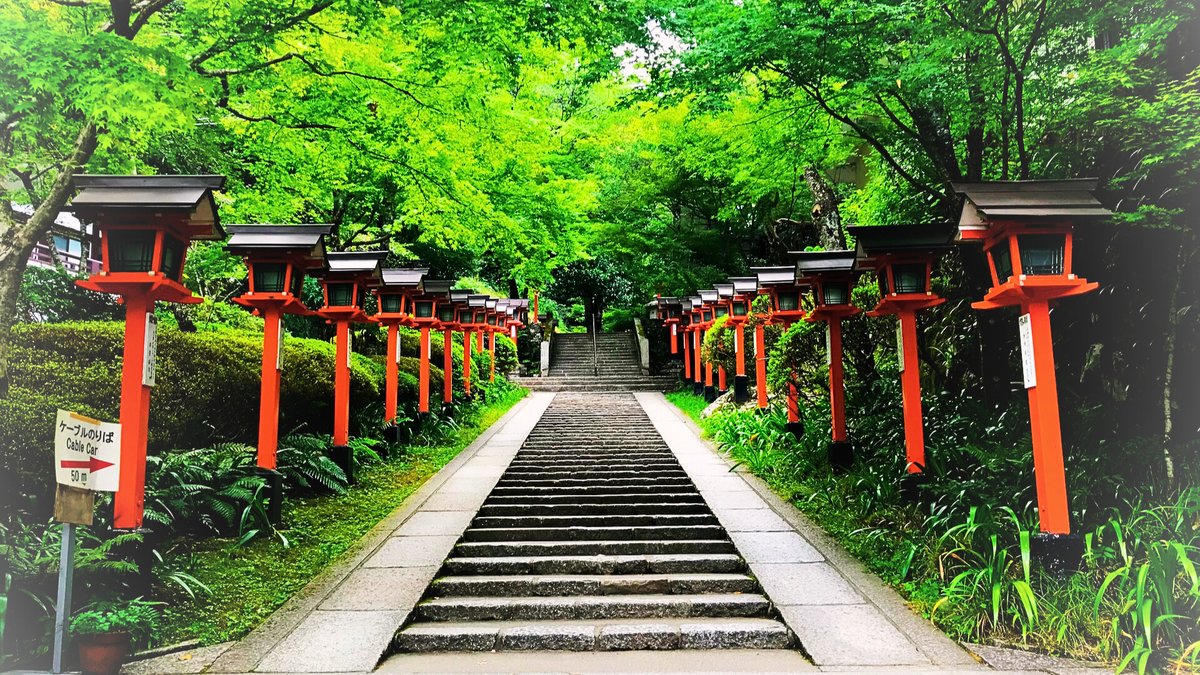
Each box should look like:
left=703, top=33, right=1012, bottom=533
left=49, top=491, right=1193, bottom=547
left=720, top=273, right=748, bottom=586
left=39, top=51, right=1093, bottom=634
left=54, top=410, right=121, bottom=491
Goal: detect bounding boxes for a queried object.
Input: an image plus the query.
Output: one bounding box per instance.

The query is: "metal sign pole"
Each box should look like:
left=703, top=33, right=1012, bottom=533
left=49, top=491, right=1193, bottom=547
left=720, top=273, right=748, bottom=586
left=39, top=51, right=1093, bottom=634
left=51, top=522, right=76, bottom=674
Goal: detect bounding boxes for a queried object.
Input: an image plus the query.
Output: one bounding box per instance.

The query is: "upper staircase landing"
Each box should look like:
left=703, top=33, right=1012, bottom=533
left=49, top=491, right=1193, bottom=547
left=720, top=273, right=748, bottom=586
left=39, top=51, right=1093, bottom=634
left=513, top=332, right=676, bottom=392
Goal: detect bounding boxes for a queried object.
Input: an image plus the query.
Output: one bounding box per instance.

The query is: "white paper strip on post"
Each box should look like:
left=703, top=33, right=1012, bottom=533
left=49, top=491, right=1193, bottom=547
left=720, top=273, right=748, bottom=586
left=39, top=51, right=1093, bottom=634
left=896, top=321, right=905, bottom=373
left=142, top=313, right=157, bottom=387
left=1018, top=313, right=1037, bottom=389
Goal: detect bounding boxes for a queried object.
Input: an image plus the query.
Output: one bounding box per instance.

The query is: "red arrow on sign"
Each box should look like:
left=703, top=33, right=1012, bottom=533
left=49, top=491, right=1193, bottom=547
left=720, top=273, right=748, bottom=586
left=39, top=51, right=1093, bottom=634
left=60, top=457, right=115, bottom=472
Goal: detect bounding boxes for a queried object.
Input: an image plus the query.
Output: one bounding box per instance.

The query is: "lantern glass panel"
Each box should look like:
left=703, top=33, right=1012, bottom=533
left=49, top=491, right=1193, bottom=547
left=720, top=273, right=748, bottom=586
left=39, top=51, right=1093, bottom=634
left=107, top=230, right=157, bottom=273
left=160, top=235, right=186, bottom=280
left=415, top=300, right=434, bottom=318
left=291, top=268, right=305, bottom=296
left=380, top=294, right=402, bottom=314
left=253, top=263, right=288, bottom=293
left=327, top=282, right=355, bottom=307
left=877, top=271, right=890, bottom=296
left=438, top=306, right=456, bottom=322
left=893, top=264, right=926, bottom=294
left=715, top=305, right=728, bottom=318
left=777, top=290, right=800, bottom=312
left=822, top=282, right=849, bottom=305
left=1019, top=234, right=1065, bottom=275
left=732, top=301, right=748, bottom=316
left=991, top=244, right=1013, bottom=281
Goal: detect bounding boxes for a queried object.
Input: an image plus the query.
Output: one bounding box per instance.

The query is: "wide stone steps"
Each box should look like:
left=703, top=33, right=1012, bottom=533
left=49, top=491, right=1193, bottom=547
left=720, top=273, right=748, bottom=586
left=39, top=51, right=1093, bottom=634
left=471, top=514, right=718, bottom=529
left=393, top=392, right=792, bottom=653
left=442, top=553, right=747, bottom=575
left=462, top=525, right=728, bottom=542
left=478, top=502, right=711, bottom=516
left=453, top=540, right=736, bottom=557
left=415, top=594, right=771, bottom=622
left=429, top=573, right=759, bottom=597
left=394, top=617, right=791, bottom=652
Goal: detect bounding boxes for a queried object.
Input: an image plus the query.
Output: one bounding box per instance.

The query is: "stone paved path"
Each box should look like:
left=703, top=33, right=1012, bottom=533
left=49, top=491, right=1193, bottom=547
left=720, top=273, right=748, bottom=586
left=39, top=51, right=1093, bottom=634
left=392, top=392, right=791, bottom=652
left=177, top=389, right=1111, bottom=674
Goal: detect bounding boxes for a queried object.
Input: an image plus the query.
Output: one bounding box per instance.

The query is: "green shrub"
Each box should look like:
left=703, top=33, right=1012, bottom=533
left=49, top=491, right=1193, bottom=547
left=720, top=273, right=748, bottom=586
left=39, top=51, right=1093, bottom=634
left=70, top=598, right=158, bottom=641
left=17, top=266, right=120, bottom=323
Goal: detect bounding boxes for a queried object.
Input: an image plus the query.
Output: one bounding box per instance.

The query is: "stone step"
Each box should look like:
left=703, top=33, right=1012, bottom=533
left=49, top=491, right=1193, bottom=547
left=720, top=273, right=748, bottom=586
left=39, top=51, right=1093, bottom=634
left=429, top=573, right=759, bottom=598
left=471, top=514, right=717, bottom=529
left=494, top=478, right=693, bottom=488
left=394, top=617, right=792, bottom=652
left=453, top=540, right=735, bottom=558
left=415, top=593, right=772, bottom=622
left=478, top=502, right=711, bottom=516
left=461, top=525, right=727, bottom=542
left=442, top=553, right=746, bottom=575
left=499, top=471, right=689, bottom=481
left=489, top=485, right=698, bottom=497
left=484, top=492, right=706, bottom=505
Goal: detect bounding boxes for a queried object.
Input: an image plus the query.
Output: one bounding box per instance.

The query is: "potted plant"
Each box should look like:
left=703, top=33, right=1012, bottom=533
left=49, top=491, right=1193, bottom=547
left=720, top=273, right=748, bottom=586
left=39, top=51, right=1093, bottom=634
left=70, top=598, right=158, bottom=675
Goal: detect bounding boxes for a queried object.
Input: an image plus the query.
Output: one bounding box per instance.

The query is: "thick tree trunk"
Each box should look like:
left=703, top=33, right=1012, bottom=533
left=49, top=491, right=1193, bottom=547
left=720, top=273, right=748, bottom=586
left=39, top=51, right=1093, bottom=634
left=0, top=123, right=98, bottom=397
left=802, top=166, right=846, bottom=250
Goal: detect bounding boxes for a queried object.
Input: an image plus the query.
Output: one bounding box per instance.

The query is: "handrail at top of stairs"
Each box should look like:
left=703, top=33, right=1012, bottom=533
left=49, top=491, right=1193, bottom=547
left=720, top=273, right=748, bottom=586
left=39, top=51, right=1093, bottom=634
left=591, top=312, right=599, bottom=377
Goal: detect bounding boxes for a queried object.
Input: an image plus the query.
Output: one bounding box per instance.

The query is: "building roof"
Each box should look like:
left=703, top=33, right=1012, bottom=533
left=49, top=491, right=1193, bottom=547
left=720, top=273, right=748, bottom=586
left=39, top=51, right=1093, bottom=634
left=791, top=250, right=858, bottom=276
left=952, top=179, right=1111, bottom=239
left=750, top=266, right=796, bottom=286
left=69, top=175, right=226, bottom=240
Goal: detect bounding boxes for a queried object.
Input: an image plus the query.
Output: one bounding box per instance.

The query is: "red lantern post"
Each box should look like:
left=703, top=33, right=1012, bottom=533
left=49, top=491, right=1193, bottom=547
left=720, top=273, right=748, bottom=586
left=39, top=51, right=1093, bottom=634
left=410, top=280, right=453, bottom=419
left=697, top=289, right=719, bottom=401
left=954, top=179, right=1108, bottom=559
left=486, top=298, right=500, bottom=382
left=849, top=224, right=954, bottom=475
left=465, top=295, right=489, bottom=397
left=680, top=299, right=694, bottom=384
left=795, top=251, right=861, bottom=470
left=317, top=251, right=386, bottom=480
left=751, top=266, right=807, bottom=436
left=70, top=175, right=226, bottom=530
left=375, top=267, right=427, bottom=439
left=687, top=296, right=704, bottom=396
left=226, top=224, right=331, bottom=521
left=726, top=277, right=758, bottom=403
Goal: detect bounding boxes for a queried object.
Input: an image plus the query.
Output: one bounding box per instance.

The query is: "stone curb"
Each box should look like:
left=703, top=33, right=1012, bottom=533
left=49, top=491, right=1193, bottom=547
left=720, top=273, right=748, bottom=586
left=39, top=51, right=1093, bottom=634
left=208, top=392, right=550, bottom=674
left=638, top=392, right=980, bottom=669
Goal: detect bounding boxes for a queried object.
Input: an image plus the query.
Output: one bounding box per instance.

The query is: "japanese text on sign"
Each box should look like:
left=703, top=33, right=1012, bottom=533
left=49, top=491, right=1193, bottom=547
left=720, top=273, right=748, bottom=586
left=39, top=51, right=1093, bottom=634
left=54, top=410, right=121, bottom=491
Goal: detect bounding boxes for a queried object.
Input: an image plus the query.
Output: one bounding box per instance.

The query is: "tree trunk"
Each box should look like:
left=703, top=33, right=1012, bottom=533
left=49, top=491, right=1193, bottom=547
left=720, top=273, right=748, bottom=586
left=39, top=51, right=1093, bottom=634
left=0, top=123, right=98, bottom=397
left=1159, top=233, right=1189, bottom=484
left=802, top=166, right=846, bottom=250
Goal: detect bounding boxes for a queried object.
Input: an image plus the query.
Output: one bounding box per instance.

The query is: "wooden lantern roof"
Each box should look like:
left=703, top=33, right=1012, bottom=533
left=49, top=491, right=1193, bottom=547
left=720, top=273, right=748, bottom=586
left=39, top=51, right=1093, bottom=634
left=468, top=294, right=489, bottom=308
left=848, top=224, right=954, bottom=271
left=322, top=251, right=386, bottom=285
left=380, top=267, right=428, bottom=289
left=952, top=179, right=1110, bottom=242
left=70, top=174, right=226, bottom=240
left=714, top=283, right=734, bottom=300
left=751, top=266, right=800, bottom=287
left=729, top=277, right=758, bottom=295
left=698, top=289, right=719, bottom=304
left=225, top=224, right=331, bottom=266
left=450, top=290, right=471, bottom=304
left=791, top=250, right=858, bottom=277
left=420, top=279, right=454, bottom=296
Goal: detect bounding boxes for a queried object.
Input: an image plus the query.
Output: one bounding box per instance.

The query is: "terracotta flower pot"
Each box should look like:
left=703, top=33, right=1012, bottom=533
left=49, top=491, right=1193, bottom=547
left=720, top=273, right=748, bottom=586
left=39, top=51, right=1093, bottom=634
left=77, top=631, right=131, bottom=675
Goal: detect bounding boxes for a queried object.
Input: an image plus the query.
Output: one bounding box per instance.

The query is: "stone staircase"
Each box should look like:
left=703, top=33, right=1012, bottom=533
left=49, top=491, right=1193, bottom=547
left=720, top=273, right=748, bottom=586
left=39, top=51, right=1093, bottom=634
left=515, top=332, right=678, bottom=391
left=393, top=393, right=792, bottom=652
